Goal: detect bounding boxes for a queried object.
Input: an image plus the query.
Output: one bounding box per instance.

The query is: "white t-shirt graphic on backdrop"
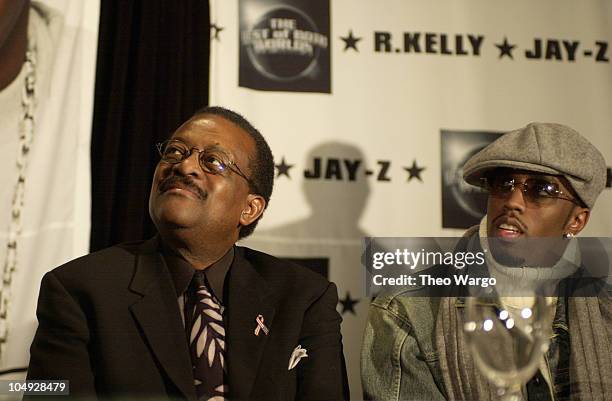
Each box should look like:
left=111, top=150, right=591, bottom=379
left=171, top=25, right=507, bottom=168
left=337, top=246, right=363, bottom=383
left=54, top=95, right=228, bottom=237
left=0, top=0, right=98, bottom=377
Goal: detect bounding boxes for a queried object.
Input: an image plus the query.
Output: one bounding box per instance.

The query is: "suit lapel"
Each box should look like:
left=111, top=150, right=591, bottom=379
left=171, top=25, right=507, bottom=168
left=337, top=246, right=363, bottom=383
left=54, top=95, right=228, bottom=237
left=128, top=237, right=196, bottom=401
left=226, top=248, right=276, bottom=400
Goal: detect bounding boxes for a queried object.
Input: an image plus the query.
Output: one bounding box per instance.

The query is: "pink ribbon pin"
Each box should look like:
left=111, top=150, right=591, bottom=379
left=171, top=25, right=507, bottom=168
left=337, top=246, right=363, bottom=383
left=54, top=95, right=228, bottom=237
left=254, top=314, right=269, bottom=336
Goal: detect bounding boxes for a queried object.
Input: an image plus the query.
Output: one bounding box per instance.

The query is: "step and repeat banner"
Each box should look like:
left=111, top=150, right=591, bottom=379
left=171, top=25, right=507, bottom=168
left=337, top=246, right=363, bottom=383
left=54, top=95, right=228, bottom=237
left=210, top=0, right=612, bottom=397
left=0, top=0, right=98, bottom=377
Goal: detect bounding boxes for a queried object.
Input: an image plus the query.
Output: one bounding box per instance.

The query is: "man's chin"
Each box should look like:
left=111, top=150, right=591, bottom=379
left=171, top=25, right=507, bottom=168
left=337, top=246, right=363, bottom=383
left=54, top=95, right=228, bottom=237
left=488, top=236, right=567, bottom=267
left=486, top=225, right=525, bottom=265
left=489, top=246, right=525, bottom=267
left=152, top=206, right=200, bottom=232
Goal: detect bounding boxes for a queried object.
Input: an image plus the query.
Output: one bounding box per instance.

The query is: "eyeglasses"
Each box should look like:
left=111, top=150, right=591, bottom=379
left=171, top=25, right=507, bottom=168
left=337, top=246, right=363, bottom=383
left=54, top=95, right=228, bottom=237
left=483, top=175, right=580, bottom=207
left=156, top=139, right=257, bottom=191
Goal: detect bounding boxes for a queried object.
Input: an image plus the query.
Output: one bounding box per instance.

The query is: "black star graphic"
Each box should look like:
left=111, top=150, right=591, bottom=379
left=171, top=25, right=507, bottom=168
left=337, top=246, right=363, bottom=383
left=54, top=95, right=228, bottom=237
left=495, top=37, right=516, bottom=59
left=275, top=157, right=294, bottom=179
left=210, top=23, right=224, bottom=41
left=338, top=292, right=360, bottom=315
left=340, top=30, right=362, bottom=52
left=404, top=160, right=425, bottom=182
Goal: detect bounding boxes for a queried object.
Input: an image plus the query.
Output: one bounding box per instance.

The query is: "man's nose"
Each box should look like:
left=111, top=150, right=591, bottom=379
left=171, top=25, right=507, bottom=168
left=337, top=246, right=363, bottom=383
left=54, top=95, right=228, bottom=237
left=173, top=152, right=202, bottom=176
left=503, top=184, right=527, bottom=212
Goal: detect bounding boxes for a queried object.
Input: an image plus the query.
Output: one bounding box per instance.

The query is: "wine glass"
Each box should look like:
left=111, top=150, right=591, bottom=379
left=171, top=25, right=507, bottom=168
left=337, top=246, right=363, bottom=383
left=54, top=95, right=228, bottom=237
left=464, top=295, right=555, bottom=401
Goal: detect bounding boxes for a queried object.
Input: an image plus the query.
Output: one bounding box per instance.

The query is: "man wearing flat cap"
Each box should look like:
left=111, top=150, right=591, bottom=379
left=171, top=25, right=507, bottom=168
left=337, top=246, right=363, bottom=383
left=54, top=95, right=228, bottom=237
left=361, top=122, right=611, bottom=401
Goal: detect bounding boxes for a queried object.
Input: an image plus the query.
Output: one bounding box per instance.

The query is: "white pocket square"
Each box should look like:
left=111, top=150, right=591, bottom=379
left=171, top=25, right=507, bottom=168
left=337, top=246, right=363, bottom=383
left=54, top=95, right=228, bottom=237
left=288, top=345, right=308, bottom=370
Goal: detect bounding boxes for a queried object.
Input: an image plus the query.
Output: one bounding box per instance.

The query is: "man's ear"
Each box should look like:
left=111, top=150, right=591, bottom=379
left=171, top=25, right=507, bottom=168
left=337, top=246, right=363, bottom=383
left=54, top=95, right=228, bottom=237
left=239, top=194, right=266, bottom=227
left=565, top=207, right=590, bottom=236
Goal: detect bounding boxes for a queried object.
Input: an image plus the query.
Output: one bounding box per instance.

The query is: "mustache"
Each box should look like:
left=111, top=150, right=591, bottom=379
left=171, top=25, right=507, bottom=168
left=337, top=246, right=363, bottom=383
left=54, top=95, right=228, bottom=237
left=493, top=212, right=527, bottom=232
left=158, top=175, right=207, bottom=200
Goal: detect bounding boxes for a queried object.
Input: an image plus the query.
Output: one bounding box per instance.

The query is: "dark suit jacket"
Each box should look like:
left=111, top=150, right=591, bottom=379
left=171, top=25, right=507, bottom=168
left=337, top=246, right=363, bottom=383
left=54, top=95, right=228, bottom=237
left=26, top=238, right=349, bottom=401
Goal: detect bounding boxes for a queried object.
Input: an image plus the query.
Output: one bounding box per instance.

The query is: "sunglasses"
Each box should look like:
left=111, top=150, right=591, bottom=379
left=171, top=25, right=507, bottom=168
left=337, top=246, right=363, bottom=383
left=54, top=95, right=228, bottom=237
left=483, top=175, right=580, bottom=207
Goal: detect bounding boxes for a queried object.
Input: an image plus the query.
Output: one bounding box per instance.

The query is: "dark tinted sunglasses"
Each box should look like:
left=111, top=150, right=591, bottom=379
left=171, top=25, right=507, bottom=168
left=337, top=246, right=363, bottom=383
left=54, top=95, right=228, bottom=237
left=483, top=175, right=580, bottom=207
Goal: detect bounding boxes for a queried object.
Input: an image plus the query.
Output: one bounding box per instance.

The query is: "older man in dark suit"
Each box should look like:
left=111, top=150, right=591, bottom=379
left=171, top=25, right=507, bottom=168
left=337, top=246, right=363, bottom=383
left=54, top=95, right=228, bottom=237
left=26, top=106, right=349, bottom=401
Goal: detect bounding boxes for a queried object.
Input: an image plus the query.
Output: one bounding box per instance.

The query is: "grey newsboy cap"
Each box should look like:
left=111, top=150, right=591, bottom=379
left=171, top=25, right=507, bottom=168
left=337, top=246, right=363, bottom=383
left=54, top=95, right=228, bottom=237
left=463, top=122, right=607, bottom=208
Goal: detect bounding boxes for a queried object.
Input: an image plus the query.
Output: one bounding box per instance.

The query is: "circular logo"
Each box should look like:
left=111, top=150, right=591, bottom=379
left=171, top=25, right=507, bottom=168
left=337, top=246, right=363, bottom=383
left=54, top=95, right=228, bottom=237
left=241, top=6, right=329, bottom=82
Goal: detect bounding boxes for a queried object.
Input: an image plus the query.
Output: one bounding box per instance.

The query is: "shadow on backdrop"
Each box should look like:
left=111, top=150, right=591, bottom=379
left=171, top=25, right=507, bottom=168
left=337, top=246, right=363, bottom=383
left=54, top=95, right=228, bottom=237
left=257, top=141, right=371, bottom=241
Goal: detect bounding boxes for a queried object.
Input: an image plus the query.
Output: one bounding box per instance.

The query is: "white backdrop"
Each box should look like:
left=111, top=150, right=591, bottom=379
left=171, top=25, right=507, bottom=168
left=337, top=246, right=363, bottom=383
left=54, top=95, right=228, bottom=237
left=0, top=0, right=98, bottom=377
left=210, top=0, right=612, bottom=398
